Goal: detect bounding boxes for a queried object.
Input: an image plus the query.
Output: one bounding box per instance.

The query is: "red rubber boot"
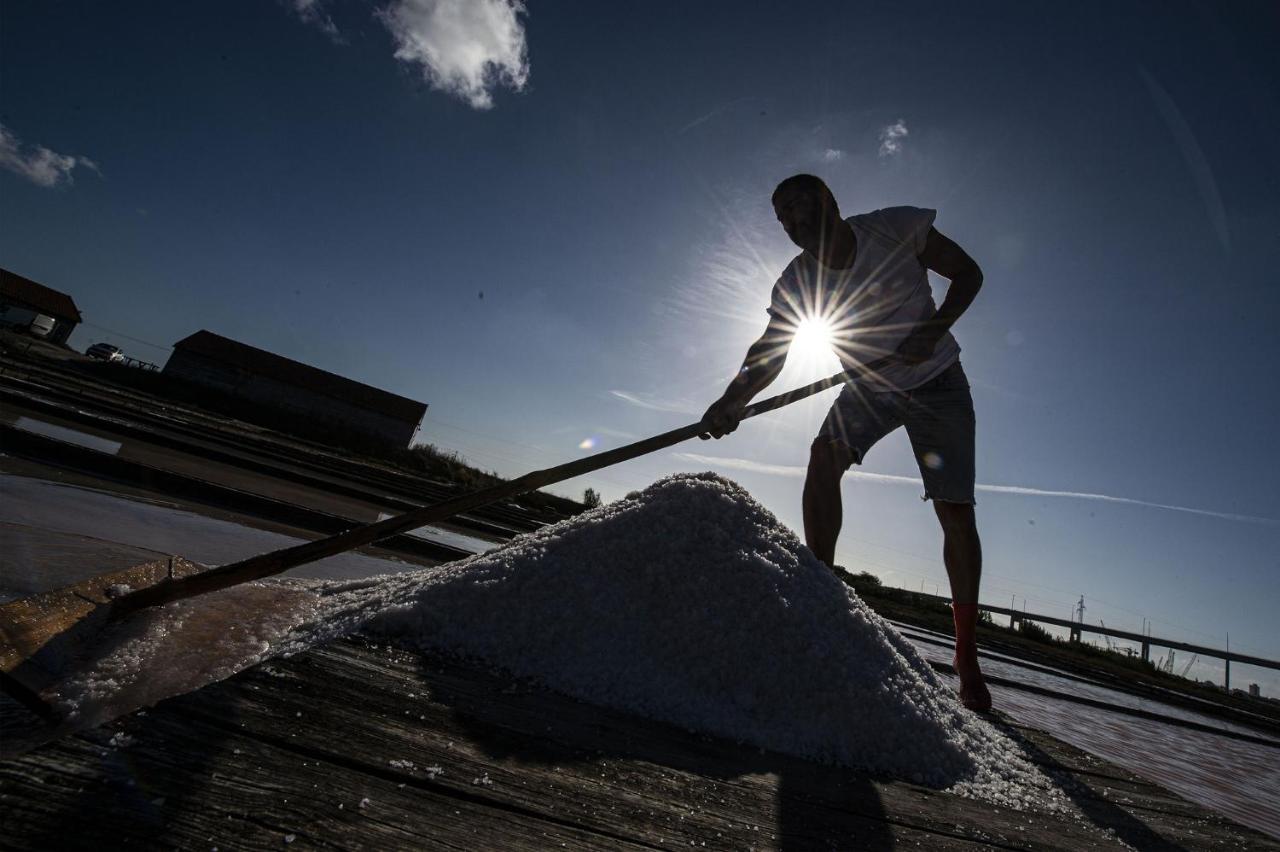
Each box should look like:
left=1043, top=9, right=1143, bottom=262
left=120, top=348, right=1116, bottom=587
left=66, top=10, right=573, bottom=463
left=952, top=603, right=992, bottom=712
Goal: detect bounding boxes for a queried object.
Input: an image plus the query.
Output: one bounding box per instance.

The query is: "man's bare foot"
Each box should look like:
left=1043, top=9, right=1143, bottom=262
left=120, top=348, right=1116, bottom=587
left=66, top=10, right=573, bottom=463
left=953, top=651, right=992, bottom=712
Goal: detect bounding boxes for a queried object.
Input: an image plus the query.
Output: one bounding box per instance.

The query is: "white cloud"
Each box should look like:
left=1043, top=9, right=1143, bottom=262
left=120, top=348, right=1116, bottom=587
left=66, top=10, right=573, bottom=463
left=0, top=125, right=99, bottom=188
left=878, top=119, right=908, bottom=157
left=821, top=148, right=844, bottom=162
left=379, top=0, right=529, bottom=110
left=609, top=390, right=696, bottom=415
left=288, top=0, right=342, bottom=41
left=674, top=452, right=1280, bottom=526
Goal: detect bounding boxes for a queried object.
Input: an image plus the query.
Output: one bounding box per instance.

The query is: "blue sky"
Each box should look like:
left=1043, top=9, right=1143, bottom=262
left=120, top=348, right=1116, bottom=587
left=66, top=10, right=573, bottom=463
left=2, top=1, right=1278, bottom=690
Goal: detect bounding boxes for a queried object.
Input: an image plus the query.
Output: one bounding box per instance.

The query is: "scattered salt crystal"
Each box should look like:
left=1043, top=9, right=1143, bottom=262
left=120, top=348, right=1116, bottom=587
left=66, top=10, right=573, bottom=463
left=266, top=474, right=1059, bottom=809
left=389, top=759, right=415, bottom=771
left=283, top=834, right=295, bottom=844
left=359, top=797, right=371, bottom=809
left=472, top=774, right=492, bottom=787
left=108, top=732, right=134, bottom=748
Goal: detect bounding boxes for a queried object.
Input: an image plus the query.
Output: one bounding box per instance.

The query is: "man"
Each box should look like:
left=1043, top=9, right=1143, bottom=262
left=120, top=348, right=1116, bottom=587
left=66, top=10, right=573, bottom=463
left=700, top=174, right=990, bottom=711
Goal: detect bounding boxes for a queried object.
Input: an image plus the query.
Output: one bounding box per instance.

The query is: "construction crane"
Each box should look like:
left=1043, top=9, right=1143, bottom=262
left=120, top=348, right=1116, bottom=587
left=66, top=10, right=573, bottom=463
left=1099, top=620, right=1116, bottom=652
left=1180, top=654, right=1198, bottom=678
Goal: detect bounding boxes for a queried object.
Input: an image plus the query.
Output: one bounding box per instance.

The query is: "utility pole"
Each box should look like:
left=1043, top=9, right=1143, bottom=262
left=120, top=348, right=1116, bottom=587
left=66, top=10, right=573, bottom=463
left=1070, top=595, right=1085, bottom=642
left=1225, top=632, right=1231, bottom=692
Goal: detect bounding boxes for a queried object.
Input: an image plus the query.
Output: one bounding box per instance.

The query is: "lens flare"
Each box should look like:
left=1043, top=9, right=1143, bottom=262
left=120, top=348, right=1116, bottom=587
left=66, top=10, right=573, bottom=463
left=792, top=316, right=835, bottom=363
left=578, top=437, right=597, bottom=450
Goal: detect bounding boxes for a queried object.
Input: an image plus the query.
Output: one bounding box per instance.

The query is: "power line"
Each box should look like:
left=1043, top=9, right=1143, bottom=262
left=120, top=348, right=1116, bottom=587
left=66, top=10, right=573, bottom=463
left=78, top=321, right=173, bottom=354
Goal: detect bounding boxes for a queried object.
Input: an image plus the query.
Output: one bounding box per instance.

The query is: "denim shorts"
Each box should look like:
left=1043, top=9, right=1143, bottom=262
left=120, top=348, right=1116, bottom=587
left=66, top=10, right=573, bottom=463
left=817, top=360, right=976, bottom=504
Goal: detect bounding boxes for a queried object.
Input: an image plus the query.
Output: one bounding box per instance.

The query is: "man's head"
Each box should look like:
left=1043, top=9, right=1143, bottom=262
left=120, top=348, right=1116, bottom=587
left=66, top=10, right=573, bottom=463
left=772, top=174, right=840, bottom=256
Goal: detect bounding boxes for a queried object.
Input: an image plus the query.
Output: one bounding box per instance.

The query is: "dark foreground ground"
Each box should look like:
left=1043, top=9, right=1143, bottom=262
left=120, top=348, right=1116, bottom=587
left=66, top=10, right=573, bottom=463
left=5, top=637, right=1274, bottom=851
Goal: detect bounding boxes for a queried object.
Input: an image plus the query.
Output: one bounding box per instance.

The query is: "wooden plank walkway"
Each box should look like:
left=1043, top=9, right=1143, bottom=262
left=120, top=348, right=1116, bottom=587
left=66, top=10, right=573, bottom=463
left=3, top=637, right=1274, bottom=850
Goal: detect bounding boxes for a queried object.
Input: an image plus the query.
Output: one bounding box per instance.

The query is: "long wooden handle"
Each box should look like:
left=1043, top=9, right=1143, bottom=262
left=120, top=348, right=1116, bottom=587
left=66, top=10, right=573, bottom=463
left=110, top=363, right=880, bottom=616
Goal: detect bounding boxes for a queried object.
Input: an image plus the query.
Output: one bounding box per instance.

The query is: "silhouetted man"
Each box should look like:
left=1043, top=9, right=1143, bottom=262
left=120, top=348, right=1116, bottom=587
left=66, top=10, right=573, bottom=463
left=700, top=174, right=990, bottom=711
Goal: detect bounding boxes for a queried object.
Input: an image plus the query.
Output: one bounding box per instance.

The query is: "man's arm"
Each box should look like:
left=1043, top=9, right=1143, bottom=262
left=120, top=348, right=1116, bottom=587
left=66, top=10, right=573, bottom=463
left=700, top=313, right=793, bottom=439
left=896, top=227, right=984, bottom=364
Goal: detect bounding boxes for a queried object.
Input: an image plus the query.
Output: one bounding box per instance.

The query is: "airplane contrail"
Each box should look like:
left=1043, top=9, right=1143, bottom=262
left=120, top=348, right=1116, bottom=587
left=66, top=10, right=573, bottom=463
left=673, top=452, right=1280, bottom=527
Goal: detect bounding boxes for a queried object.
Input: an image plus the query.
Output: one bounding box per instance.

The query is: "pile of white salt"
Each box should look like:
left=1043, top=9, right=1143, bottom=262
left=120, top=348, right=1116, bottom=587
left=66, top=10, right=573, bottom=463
left=287, top=472, right=1060, bottom=809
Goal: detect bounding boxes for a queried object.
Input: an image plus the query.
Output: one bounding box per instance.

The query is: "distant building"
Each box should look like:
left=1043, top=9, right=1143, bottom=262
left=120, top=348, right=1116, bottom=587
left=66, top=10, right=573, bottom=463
left=164, top=330, right=427, bottom=447
left=0, top=267, right=82, bottom=344
left=1250, top=683, right=1261, bottom=698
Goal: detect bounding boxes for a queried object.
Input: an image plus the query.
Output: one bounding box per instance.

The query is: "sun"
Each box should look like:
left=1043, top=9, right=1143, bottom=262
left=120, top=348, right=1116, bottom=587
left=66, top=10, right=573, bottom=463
left=792, top=315, right=836, bottom=363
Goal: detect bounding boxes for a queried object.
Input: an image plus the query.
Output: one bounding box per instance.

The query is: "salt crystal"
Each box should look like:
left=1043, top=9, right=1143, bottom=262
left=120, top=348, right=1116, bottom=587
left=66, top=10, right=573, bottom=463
left=218, top=474, right=1059, bottom=808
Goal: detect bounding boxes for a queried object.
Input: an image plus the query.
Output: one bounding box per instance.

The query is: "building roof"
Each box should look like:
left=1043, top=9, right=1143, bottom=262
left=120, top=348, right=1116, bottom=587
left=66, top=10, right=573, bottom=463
left=0, top=267, right=83, bottom=323
left=171, top=330, right=427, bottom=424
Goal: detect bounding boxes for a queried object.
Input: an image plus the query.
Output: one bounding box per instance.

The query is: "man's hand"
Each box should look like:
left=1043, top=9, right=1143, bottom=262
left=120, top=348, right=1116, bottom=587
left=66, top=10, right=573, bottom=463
left=895, top=324, right=942, bottom=365
left=699, top=394, right=748, bottom=440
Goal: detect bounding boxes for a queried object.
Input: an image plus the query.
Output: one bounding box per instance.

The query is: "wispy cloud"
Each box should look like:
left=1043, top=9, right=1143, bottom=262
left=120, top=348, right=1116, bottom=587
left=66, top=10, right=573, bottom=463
left=595, top=426, right=639, bottom=440
left=676, top=454, right=805, bottom=478
left=609, top=390, right=697, bottom=415
left=821, top=148, right=844, bottom=162
left=674, top=452, right=1280, bottom=526
left=287, top=0, right=342, bottom=41
left=1139, top=66, right=1230, bottom=253
left=0, top=125, right=99, bottom=188
left=379, top=0, right=529, bottom=110
left=677, top=96, right=755, bottom=135
left=878, top=119, right=908, bottom=157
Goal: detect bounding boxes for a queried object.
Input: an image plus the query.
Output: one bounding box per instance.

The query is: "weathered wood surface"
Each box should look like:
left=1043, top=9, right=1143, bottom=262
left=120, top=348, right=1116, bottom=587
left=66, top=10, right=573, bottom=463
left=3, top=638, right=1274, bottom=850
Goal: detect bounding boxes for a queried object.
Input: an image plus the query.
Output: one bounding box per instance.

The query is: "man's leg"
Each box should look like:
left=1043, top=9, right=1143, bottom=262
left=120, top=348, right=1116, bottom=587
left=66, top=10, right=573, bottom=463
left=934, top=501, right=991, bottom=711
left=803, top=438, right=853, bottom=569
left=935, top=501, right=981, bottom=602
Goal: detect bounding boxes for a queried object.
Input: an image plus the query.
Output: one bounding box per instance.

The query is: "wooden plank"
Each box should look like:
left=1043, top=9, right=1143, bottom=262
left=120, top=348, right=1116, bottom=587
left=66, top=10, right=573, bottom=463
left=0, top=717, right=657, bottom=850
left=161, top=644, right=996, bottom=850
left=4, top=636, right=1275, bottom=849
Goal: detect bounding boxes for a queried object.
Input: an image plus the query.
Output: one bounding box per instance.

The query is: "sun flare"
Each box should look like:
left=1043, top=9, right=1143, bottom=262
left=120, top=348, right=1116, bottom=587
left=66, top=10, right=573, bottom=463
left=792, top=316, right=836, bottom=363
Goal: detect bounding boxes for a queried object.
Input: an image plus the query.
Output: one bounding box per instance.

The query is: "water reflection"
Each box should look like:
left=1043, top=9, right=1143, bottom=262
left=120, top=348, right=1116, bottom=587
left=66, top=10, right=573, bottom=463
left=9, top=415, right=122, bottom=455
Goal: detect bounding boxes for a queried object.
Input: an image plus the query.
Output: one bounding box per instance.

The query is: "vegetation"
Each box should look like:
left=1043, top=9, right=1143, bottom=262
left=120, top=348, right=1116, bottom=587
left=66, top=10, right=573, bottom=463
left=1015, top=618, right=1056, bottom=644
left=582, top=488, right=602, bottom=509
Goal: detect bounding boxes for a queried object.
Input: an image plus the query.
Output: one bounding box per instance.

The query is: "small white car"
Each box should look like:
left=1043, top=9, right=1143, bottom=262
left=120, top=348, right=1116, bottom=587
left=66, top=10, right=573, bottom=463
left=86, top=342, right=124, bottom=362
left=29, top=314, right=56, bottom=338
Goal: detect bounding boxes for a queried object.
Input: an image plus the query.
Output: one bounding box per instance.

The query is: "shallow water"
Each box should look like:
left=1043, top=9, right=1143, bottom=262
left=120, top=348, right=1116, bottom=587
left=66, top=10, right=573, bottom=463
left=1, top=405, right=511, bottom=547
left=10, top=415, right=122, bottom=454
left=0, top=474, right=489, bottom=594
left=895, top=622, right=1279, bottom=742
left=902, top=630, right=1280, bottom=839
